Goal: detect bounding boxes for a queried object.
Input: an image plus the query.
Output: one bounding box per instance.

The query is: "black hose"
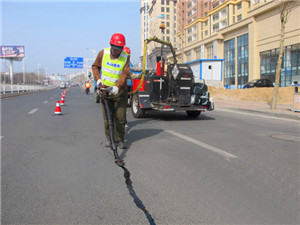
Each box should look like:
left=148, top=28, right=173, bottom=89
left=103, top=97, right=120, bottom=161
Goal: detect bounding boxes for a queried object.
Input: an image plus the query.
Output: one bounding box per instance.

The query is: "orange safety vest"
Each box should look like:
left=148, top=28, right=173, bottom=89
left=85, top=83, right=91, bottom=88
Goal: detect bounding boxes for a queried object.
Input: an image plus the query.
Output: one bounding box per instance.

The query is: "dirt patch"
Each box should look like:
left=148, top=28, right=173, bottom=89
left=208, top=86, right=294, bottom=104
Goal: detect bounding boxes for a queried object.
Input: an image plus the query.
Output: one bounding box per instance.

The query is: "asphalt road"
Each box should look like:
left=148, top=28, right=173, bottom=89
left=1, top=87, right=299, bottom=225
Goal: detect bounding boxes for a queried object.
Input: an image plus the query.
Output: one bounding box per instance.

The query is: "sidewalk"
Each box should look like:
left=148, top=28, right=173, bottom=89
left=214, top=98, right=300, bottom=121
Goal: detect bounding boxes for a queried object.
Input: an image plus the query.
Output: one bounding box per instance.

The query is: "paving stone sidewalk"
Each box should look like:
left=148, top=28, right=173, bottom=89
left=214, top=99, right=300, bottom=121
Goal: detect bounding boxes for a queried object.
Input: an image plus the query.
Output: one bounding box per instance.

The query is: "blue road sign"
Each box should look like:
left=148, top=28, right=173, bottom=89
left=64, top=57, right=84, bottom=68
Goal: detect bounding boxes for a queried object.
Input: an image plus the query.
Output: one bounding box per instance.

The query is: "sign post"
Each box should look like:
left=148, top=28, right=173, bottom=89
left=0, top=46, right=25, bottom=88
left=64, top=57, right=84, bottom=69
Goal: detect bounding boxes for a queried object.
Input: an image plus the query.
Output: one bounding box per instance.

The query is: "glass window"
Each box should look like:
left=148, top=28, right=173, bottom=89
left=237, top=34, right=249, bottom=88
left=224, top=38, right=236, bottom=89
left=161, top=7, right=164, bottom=12
left=196, top=48, right=201, bottom=59
left=207, top=45, right=213, bottom=59
left=161, top=0, right=164, bottom=5
left=237, top=3, right=242, bottom=9
left=166, top=7, right=170, bottom=13
left=237, top=14, right=242, bottom=21
left=166, top=0, right=169, bottom=5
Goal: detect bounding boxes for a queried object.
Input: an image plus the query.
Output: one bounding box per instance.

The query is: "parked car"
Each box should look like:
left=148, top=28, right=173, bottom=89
left=59, top=82, right=66, bottom=89
left=243, top=78, right=274, bottom=89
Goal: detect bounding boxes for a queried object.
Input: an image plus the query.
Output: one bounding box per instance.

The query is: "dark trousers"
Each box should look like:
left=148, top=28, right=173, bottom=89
left=102, top=88, right=127, bottom=143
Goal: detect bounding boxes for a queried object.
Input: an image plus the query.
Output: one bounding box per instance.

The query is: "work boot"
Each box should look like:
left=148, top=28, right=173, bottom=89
left=118, top=141, right=126, bottom=149
left=105, top=141, right=116, bottom=148
left=125, top=123, right=129, bottom=130
left=105, top=141, right=111, bottom=148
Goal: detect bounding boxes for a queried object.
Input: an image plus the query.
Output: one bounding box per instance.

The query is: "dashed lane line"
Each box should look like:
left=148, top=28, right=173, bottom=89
left=165, top=130, right=238, bottom=160
left=28, top=108, right=39, bottom=114
left=44, top=100, right=48, bottom=103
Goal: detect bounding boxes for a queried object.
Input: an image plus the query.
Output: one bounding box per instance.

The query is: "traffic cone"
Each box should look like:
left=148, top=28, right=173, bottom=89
left=61, top=93, right=65, bottom=100
left=60, top=96, right=65, bottom=106
left=54, top=101, right=62, bottom=115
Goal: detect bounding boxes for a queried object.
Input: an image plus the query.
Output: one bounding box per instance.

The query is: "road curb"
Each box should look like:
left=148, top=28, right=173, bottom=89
left=218, top=107, right=300, bottom=121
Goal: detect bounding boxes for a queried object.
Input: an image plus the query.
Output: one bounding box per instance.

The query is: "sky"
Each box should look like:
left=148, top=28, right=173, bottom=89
left=1, top=0, right=141, bottom=76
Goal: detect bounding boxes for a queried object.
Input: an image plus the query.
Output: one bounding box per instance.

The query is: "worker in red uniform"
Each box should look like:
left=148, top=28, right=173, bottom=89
left=85, top=80, right=91, bottom=94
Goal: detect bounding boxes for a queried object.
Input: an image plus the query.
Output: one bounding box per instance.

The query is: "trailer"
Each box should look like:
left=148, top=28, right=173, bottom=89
left=130, top=37, right=214, bottom=118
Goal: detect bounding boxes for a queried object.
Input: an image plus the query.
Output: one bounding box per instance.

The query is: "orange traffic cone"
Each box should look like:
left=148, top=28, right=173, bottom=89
left=54, top=101, right=62, bottom=115
left=60, top=96, right=65, bottom=106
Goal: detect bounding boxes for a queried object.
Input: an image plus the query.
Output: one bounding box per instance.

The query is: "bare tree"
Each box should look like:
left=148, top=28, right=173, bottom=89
left=271, top=0, right=296, bottom=110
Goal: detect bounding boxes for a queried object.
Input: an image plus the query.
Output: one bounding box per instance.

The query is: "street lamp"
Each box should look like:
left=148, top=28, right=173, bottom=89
left=146, top=14, right=165, bottom=69
left=37, top=63, right=41, bottom=84
left=86, top=48, right=96, bottom=59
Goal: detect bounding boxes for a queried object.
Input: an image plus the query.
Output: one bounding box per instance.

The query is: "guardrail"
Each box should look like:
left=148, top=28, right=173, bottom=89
left=0, top=84, right=53, bottom=94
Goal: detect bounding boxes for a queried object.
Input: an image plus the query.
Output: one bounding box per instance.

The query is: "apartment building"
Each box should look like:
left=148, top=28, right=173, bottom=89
left=140, top=0, right=178, bottom=69
left=168, top=0, right=300, bottom=89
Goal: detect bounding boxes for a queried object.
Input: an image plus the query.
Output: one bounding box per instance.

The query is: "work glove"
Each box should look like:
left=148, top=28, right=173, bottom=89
left=96, top=79, right=103, bottom=87
left=109, top=86, right=119, bottom=95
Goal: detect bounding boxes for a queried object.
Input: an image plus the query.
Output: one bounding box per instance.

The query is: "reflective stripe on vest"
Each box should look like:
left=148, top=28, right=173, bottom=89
left=101, top=48, right=128, bottom=87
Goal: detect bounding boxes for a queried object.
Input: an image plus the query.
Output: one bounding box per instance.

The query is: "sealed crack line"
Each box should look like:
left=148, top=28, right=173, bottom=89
left=119, top=165, right=156, bottom=225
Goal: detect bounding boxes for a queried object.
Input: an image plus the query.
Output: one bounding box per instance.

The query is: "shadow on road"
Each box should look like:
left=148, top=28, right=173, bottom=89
left=120, top=128, right=163, bottom=160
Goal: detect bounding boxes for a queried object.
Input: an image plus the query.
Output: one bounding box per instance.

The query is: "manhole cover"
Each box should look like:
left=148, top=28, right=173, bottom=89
left=271, top=134, right=300, bottom=142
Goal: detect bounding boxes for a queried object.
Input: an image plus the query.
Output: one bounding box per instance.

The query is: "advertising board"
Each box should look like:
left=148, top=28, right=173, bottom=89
left=0, top=46, right=25, bottom=58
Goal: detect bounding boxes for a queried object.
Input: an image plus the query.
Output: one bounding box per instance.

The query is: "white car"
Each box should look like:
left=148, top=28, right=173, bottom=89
left=60, top=82, right=66, bottom=89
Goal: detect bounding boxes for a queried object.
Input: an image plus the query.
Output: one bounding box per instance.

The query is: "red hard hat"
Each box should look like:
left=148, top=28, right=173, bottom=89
left=123, top=46, right=131, bottom=55
left=110, top=33, right=126, bottom=47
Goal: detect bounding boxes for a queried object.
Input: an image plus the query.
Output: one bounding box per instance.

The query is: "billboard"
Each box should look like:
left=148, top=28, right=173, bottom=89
left=0, top=46, right=25, bottom=58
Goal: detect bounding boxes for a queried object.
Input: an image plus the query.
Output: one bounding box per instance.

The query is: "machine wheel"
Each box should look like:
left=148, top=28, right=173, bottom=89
left=95, top=93, right=100, bottom=103
left=186, top=111, right=201, bottom=118
left=131, top=94, right=145, bottom=118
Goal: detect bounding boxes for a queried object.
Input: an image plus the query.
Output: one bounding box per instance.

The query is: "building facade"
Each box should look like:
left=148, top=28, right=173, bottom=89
left=164, top=0, right=300, bottom=89
left=140, top=0, right=178, bottom=69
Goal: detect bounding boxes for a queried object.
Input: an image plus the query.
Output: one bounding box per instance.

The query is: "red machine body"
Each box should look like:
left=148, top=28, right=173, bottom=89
left=132, top=79, right=145, bottom=92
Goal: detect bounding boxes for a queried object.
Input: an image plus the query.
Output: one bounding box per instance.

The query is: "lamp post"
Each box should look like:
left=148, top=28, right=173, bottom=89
left=147, top=14, right=165, bottom=69
left=86, top=48, right=96, bottom=60
left=37, top=63, right=41, bottom=84
left=86, top=48, right=97, bottom=80
left=159, top=22, right=166, bottom=102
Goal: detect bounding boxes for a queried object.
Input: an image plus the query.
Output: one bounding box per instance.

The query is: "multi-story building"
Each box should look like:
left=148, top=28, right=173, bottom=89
left=140, top=0, right=178, bottom=69
left=167, top=0, right=300, bottom=89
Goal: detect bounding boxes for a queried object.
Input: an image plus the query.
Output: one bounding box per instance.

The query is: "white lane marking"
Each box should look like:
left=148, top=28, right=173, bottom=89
left=165, top=130, right=238, bottom=160
left=50, top=97, right=53, bottom=99
left=44, top=101, right=48, bottom=103
left=0, top=136, right=3, bottom=140
left=28, top=108, right=39, bottom=114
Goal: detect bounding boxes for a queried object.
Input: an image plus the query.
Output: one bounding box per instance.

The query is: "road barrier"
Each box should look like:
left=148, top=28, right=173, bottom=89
left=0, top=84, right=54, bottom=94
